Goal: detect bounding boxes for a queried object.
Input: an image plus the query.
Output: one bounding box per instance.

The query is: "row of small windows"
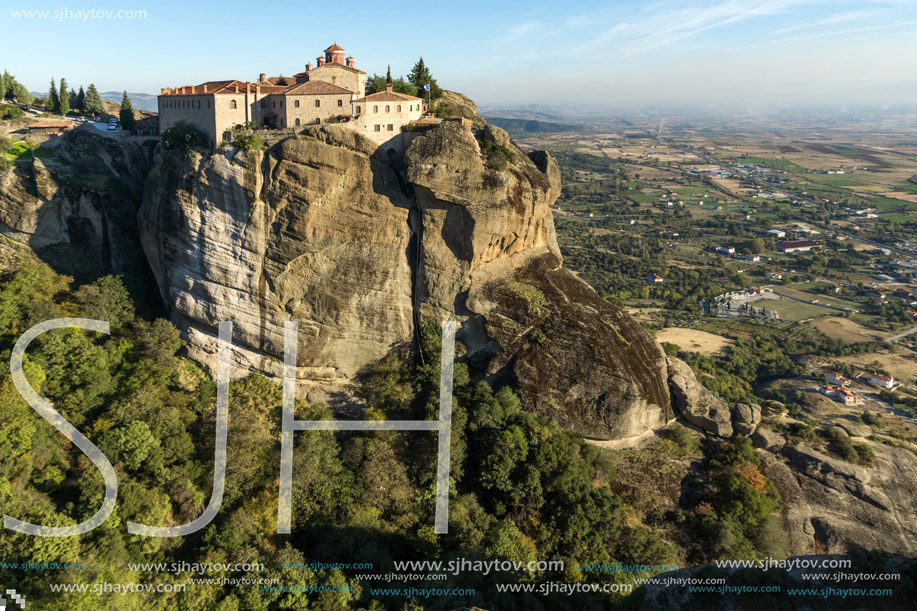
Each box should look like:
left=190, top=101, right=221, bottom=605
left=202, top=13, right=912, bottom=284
left=164, top=97, right=414, bottom=114
left=369, top=104, right=412, bottom=113
left=162, top=98, right=211, bottom=110
left=373, top=124, right=395, bottom=132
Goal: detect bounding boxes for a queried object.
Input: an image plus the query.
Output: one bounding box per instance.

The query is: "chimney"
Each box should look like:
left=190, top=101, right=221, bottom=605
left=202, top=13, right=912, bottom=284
left=385, top=83, right=393, bottom=93
left=259, top=73, right=266, bottom=83
left=256, top=84, right=261, bottom=95
left=203, top=84, right=208, bottom=93
left=305, top=63, right=313, bottom=72
left=191, top=85, right=196, bottom=94
left=160, top=88, right=166, bottom=94
left=331, top=76, right=337, bottom=85
left=346, top=56, right=355, bottom=68
left=234, top=83, right=238, bottom=93
left=317, top=56, right=325, bottom=66
left=246, top=82, right=251, bottom=94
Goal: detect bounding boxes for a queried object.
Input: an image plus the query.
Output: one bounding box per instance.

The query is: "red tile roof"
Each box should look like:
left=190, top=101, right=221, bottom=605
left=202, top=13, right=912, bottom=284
left=295, top=63, right=366, bottom=77
left=353, top=91, right=423, bottom=103
left=324, top=43, right=345, bottom=52
left=30, top=120, right=73, bottom=128
left=281, top=80, right=355, bottom=95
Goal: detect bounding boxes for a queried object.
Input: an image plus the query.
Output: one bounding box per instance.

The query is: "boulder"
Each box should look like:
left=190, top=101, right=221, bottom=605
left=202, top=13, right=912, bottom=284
left=667, top=356, right=733, bottom=437
left=751, top=426, right=785, bottom=450
left=733, top=402, right=762, bottom=436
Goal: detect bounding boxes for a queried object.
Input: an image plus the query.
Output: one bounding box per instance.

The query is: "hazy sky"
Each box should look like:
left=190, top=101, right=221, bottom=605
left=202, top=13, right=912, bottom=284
left=4, top=0, right=917, bottom=107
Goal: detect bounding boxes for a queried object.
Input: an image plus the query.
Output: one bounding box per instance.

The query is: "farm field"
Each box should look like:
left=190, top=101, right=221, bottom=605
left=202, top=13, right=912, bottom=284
left=809, top=317, right=882, bottom=343
left=655, top=327, right=735, bottom=356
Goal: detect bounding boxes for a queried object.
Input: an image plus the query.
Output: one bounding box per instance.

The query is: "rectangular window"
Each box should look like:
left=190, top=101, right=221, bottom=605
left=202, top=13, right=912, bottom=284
left=374, top=124, right=381, bottom=132
left=388, top=124, right=393, bottom=131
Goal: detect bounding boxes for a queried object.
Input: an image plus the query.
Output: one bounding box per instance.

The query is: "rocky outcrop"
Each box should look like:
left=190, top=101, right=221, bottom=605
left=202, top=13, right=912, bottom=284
left=667, top=356, right=733, bottom=437
left=139, top=120, right=674, bottom=440
left=732, top=402, right=761, bottom=436
left=765, top=441, right=917, bottom=556
left=139, top=127, right=415, bottom=391
left=436, top=90, right=487, bottom=129
left=667, top=358, right=762, bottom=437
left=0, top=126, right=154, bottom=280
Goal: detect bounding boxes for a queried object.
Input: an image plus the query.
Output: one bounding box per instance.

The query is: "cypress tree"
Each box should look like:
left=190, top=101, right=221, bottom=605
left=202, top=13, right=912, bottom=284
left=119, top=91, right=135, bottom=130
left=84, top=83, right=104, bottom=115
left=59, top=78, right=71, bottom=115
left=386, top=65, right=392, bottom=84
left=408, top=58, right=442, bottom=100
left=75, top=85, right=85, bottom=113
left=47, top=78, right=60, bottom=113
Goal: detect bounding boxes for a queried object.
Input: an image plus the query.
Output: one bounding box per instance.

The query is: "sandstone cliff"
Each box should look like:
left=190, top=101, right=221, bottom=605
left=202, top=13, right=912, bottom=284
left=0, top=126, right=155, bottom=281
left=138, top=120, right=674, bottom=440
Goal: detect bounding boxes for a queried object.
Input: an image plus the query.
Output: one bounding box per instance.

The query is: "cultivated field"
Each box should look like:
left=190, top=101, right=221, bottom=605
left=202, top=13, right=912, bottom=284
left=655, top=327, right=734, bottom=356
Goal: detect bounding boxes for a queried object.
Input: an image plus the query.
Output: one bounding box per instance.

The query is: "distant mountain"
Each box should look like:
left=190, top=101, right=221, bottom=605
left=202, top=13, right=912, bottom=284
left=101, top=91, right=158, bottom=112
left=485, top=116, right=581, bottom=134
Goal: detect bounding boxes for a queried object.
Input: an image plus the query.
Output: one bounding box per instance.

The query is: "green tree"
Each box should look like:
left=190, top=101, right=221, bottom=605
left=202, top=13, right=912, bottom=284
left=74, top=85, right=85, bottom=113
left=6, top=73, right=34, bottom=105
left=58, top=78, right=71, bottom=115
left=385, top=65, right=392, bottom=84
left=408, top=57, right=442, bottom=100
left=119, top=91, right=135, bottom=130
left=46, top=78, right=60, bottom=114
left=84, top=83, right=104, bottom=114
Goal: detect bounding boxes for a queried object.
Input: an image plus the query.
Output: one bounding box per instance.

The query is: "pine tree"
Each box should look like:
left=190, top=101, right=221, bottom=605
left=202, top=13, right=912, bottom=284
left=59, top=78, right=71, bottom=115
left=408, top=57, right=442, bottom=100
left=119, top=91, right=135, bottom=130
left=47, top=78, right=60, bottom=114
left=75, top=86, right=85, bottom=113
left=84, top=83, right=104, bottom=115
left=1, top=71, right=10, bottom=100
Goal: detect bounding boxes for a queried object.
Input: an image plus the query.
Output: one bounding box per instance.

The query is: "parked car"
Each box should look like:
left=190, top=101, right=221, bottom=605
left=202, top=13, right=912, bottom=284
left=107, top=123, right=118, bottom=131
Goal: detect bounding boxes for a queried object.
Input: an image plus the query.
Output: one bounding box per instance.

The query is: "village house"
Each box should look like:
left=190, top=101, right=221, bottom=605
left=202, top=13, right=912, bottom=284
left=157, top=44, right=426, bottom=146
left=826, top=371, right=851, bottom=387
left=737, top=254, right=761, bottom=262
left=644, top=273, right=664, bottom=284
left=777, top=240, right=818, bottom=253
left=821, top=385, right=865, bottom=407
left=868, top=373, right=895, bottom=389
left=714, top=245, right=736, bottom=256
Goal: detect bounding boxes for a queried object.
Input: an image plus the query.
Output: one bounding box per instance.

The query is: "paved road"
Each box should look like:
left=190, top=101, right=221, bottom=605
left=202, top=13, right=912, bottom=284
left=885, top=325, right=917, bottom=343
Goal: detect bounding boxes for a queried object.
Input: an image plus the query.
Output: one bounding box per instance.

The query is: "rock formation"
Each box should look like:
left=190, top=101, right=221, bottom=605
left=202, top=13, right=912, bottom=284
left=0, top=126, right=154, bottom=280
left=138, top=120, right=674, bottom=440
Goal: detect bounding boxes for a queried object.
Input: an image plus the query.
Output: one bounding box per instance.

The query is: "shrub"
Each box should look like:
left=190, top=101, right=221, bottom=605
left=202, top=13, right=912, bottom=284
left=481, top=139, right=514, bottom=171
left=860, top=411, right=882, bottom=427
left=230, top=124, right=262, bottom=151
left=161, top=120, right=209, bottom=151
left=0, top=105, right=24, bottom=120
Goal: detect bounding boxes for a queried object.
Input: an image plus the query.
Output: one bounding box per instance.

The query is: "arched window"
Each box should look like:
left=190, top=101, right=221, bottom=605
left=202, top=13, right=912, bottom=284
left=229, top=99, right=237, bottom=109
left=385, top=105, right=390, bottom=112
left=197, top=100, right=201, bottom=109
left=374, top=105, right=378, bottom=113
left=337, top=99, right=343, bottom=107
left=356, top=105, right=361, bottom=114
left=397, top=105, right=401, bottom=112
left=295, top=118, right=301, bottom=126
left=294, top=100, right=300, bottom=108
left=409, top=105, right=412, bottom=111
left=315, top=99, right=320, bottom=107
